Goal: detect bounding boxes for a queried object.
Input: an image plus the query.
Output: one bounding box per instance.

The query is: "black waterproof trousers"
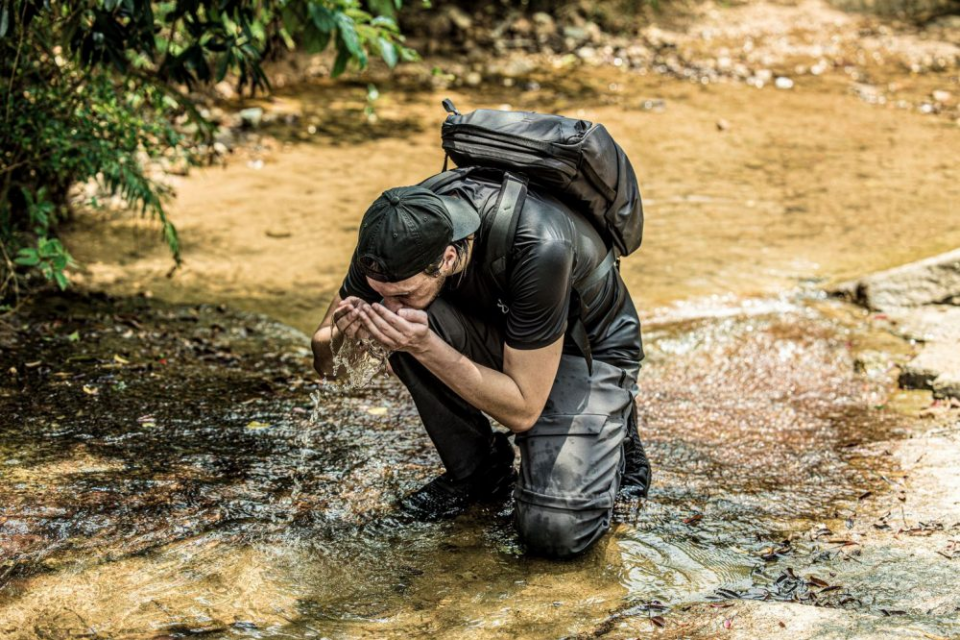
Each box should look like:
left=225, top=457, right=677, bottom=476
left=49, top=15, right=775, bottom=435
left=389, top=298, right=640, bottom=558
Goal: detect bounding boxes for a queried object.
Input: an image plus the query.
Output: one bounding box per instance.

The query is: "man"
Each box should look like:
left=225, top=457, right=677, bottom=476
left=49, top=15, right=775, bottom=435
left=312, top=168, right=650, bottom=558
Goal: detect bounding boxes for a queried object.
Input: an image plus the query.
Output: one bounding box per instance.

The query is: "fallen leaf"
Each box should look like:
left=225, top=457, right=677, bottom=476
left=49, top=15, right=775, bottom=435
left=82, top=385, right=99, bottom=396
left=683, top=513, right=703, bottom=525
left=649, top=615, right=665, bottom=628
left=113, top=354, right=130, bottom=364
left=67, top=331, right=80, bottom=342
left=25, top=361, right=41, bottom=368
left=366, top=407, right=388, bottom=416
left=723, top=618, right=733, bottom=629
left=246, top=420, right=272, bottom=429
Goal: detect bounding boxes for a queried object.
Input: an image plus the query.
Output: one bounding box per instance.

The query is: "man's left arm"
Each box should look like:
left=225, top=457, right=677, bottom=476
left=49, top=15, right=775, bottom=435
left=358, top=304, right=562, bottom=433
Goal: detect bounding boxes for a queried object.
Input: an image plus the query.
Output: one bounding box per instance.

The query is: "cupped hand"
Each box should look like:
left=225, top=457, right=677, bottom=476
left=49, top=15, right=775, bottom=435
left=357, top=303, right=431, bottom=354
left=333, top=296, right=372, bottom=340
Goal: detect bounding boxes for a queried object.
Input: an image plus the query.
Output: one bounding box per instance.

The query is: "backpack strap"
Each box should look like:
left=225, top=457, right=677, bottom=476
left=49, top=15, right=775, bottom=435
left=486, top=172, right=529, bottom=290
left=419, top=166, right=480, bottom=193
left=568, top=247, right=618, bottom=375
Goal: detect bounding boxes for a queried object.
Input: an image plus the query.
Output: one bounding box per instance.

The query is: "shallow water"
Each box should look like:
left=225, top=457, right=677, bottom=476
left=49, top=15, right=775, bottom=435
left=13, top=30, right=960, bottom=638
left=3, top=290, right=956, bottom=639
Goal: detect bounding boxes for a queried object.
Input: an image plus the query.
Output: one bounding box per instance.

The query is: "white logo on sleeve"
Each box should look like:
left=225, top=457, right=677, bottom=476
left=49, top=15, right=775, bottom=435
left=497, top=298, right=510, bottom=314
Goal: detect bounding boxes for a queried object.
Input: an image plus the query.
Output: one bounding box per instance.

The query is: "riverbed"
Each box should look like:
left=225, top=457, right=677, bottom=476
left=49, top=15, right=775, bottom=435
left=4, top=5, right=960, bottom=637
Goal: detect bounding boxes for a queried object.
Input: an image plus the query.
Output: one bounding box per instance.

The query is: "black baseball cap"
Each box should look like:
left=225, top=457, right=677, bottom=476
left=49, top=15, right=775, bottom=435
left=356, top=186, right=480, bottom=283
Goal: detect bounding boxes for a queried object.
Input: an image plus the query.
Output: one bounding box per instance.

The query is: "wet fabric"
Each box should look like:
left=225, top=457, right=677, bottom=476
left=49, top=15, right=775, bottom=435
left=340, top=169, right=644, bottom=371
left=389, top=298, right=638, bottom=558
left=514, top=355, right=636, bottom=558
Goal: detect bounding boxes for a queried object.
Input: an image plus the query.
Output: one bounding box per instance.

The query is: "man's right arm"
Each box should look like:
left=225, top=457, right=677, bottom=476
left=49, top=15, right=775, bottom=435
left=311, top=293, right=342, bottom=378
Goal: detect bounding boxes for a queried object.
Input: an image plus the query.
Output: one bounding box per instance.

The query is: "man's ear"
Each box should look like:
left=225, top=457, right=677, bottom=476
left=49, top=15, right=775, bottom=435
left=442, top=245, right=459, bottom=273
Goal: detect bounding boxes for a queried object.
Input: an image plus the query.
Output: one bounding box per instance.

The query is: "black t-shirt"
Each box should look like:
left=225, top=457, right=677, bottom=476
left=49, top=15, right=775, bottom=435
left=339, top=171, right=643, bottom=371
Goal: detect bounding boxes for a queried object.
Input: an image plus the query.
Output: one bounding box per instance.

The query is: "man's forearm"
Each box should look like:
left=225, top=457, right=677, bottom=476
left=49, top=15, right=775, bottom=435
left=412, top=332, right=539, bottom=433
left=311, top=324, right=343, bottom=378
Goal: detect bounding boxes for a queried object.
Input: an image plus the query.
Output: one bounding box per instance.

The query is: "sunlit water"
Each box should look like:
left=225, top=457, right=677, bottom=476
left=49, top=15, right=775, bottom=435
left=3, top=291, right=954, bottom=639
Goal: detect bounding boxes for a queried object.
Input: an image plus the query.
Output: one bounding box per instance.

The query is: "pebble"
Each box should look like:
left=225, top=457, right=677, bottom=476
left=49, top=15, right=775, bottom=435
left=775, top=77, right=795, bottom=90
left=716, top=118, right=731, bottom=131
left=239, top=107, right=264, bottom=129
left=932, top=90, right=951, bottom=102
left=640, top=99, right=666, bottom=112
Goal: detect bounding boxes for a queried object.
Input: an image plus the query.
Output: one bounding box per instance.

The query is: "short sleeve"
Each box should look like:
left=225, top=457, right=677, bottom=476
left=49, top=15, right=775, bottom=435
left=504, top=240, right=574, bottom=350
left=338, top=249, right=381, bottom=303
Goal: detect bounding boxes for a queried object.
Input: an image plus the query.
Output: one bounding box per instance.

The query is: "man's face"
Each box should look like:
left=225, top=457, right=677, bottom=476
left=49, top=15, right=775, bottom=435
left=366, top=272, right=445, bottom=312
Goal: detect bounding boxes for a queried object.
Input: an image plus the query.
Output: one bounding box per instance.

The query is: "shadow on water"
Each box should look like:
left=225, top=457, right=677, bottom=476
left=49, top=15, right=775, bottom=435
left=0, top=290, right=951, bottom=638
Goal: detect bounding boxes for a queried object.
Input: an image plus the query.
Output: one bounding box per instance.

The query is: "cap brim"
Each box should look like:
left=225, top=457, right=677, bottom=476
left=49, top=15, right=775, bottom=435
left=437, top=195, right=481, bottom=241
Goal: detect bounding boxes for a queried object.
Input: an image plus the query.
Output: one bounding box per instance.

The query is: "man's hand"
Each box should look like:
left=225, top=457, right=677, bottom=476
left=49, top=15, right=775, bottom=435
left=357, top=303, right=432, bottom=354
left=334, top=296, right=372, bottom=340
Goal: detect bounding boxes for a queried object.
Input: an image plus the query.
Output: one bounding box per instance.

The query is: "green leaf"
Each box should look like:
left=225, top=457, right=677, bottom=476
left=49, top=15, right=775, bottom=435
left=0, top=6, right=9, bottom=40
left=379, top=37, right=397, bottom=68
left=371, top=15, right=399, bottom=32
left=331, top=45, right=351, bottom=77
left=54, top=271, right=70, bottom=290
left=14, top=251, right=40, bottom=267
left=302, top=25, right=331, bottom=54
left=334, top=12, right=364, bottom=62
left=215, top=51, right=231, bottom=83
left=68, top=331, right=81, bottom=342
left=309, top=4, right=336, bottom=32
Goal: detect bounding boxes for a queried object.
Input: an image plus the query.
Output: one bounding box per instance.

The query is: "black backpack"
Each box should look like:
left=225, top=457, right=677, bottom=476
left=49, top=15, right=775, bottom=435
left=439, top=98, right=644, bottom=257
left=424, top=99, right=645, bottom=370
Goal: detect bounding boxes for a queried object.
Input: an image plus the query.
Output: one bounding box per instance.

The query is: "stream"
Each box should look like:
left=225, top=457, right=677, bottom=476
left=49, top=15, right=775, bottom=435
left=3, top=33, right=960, bottom=639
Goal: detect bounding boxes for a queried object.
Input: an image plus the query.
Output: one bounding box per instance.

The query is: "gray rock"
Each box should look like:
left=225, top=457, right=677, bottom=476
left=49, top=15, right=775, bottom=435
left=932, top=370, right=960, bottom=399
left=446, top=7, right=472, bottom=31
left=900, top=341, right=960, bottom=400
left=532, top=12, right=556, bottom=37
left=239, top=107, right=263, bottom=129
left=899, top=342, right=960, bottom=391
left=887, top=305, right=960, bottom=343
left=833, top=248, right=960, bottom=311
left=510, top=16, right=533, bottom=36
left=502, top=57, right=535, bottom=78
left=563, top=26, right=588, bottom=43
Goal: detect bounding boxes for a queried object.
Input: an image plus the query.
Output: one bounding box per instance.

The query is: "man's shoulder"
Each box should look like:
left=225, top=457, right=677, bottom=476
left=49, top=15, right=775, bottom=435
left=514, top=191, right=577, bottom=246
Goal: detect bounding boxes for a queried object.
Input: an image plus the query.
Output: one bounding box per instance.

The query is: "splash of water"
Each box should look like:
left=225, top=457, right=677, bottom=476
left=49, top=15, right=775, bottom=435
left=331, top=337, right=391, bottom=392
left=288, top=338, right=390, bottom=504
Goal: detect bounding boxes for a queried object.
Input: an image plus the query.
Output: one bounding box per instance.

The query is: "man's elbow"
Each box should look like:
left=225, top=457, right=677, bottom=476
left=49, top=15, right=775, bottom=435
left=506, top=410, right=541, bottom=434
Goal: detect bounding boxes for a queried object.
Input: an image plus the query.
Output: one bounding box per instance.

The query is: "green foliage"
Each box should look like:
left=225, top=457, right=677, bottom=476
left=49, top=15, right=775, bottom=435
left=0, top=0, right=419, bottom=302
